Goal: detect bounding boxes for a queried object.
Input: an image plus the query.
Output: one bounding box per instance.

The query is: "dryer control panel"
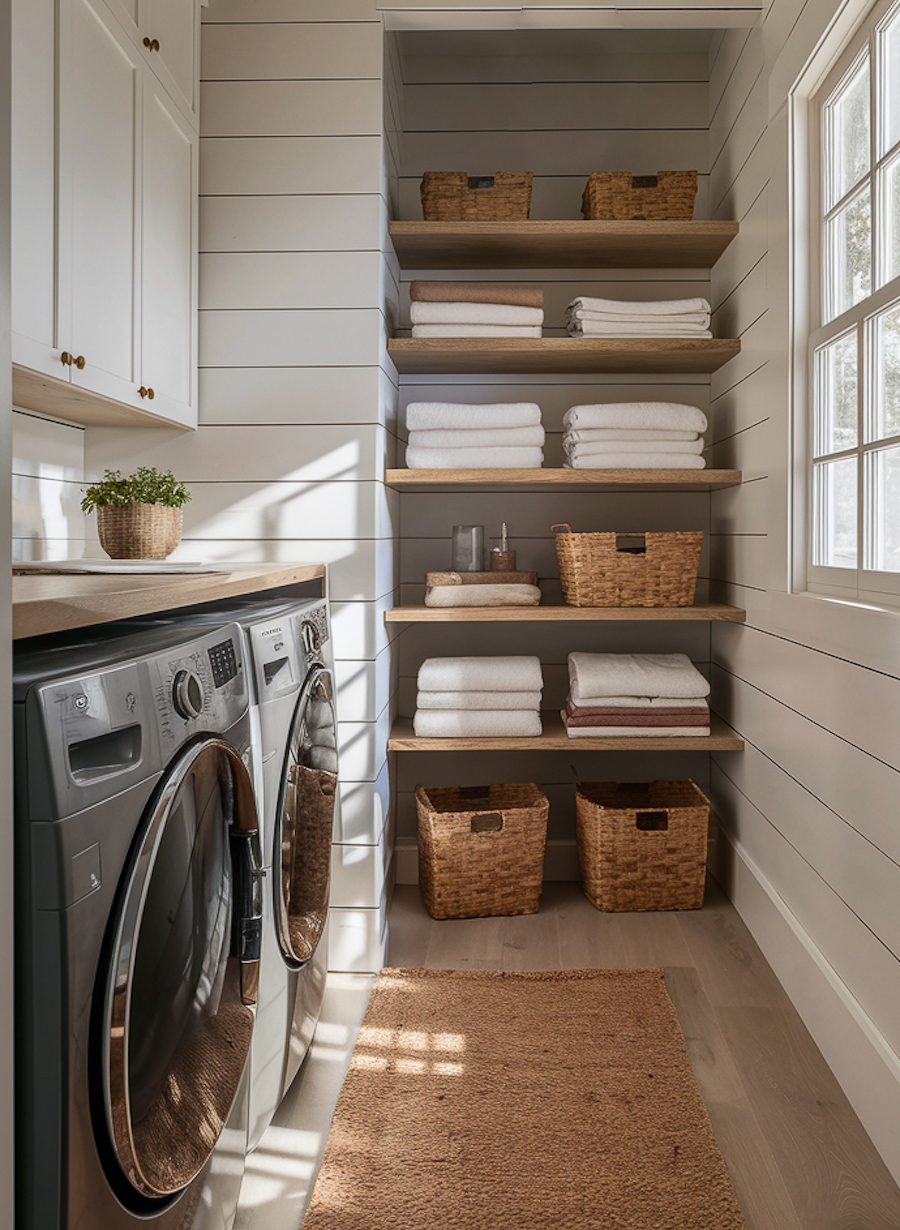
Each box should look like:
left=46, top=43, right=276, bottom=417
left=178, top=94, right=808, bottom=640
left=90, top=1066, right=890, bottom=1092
left=294, top=601, right=331, bottom=673
left=148, top=625, right=248, bottom=757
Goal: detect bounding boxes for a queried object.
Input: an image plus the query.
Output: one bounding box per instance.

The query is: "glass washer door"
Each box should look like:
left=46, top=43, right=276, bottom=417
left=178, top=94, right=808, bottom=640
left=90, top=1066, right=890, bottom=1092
left=275, top=664, right=338, bottom=969
left=101, top=736, right=261, bottom=1199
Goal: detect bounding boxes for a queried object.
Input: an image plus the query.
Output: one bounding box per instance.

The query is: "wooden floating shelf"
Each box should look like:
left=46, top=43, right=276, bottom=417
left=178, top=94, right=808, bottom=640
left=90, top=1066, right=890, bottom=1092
left=388, top=711, right=744, bottom=752
left=385, top=603, right=746, bottom=624
left=384, top=468, right=741, bottom=491
left=388, top=337, right=740, bottom=375
left=389, top=219, right=740, bottom=270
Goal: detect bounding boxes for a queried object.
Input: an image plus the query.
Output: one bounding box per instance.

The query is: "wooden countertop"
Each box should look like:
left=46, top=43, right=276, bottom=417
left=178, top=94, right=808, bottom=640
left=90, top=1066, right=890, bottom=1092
left=13, top=562, right=326, bottom=639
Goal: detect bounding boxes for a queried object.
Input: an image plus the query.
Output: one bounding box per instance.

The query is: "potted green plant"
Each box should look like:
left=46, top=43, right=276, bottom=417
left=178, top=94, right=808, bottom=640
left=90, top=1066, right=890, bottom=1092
left=81, top=467, right=192, bottom=559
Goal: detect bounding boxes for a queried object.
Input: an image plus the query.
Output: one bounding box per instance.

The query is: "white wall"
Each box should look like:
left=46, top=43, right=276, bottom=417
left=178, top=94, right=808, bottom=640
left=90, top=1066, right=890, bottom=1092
left=390, top=29, right=720, bottom=881
left=11, top=410, right=85, bottom=561
left=706, top=2, right=900, bottom=1182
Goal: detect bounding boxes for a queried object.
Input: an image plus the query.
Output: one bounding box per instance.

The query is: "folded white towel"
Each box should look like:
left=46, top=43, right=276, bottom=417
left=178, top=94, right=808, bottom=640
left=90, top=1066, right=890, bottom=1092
left=409, top=425, right=545, bottom=449
left=418, top=656, right=543, bottom=693
left=563, top=438, right=704, bottom=456
left=568, top=695, right=710, bottom=710
left=569, top=308, right=710, bottom=328
left=407, top=402, right=541, bottom=432
left=568, top=652, right=710, bottom=701
left=563, top=404, right=709, bottom=433
left=563, top=428, right=700, bottom=443
left=411, top=324, right=542, bottom=338
left=411, top=301, right=544, bottom=327
left=406, top=445, right=544, bottom=470
left=562, top=718, right=710, bottom=738
left=413, top=710, right=543, bottom=738
left=567, top=322, right=713, bottom=339
left=567, top=296, right=711, bottom=317
left=416, top=690, right=543, bottom=711
left=424, top=583, right=541, bottom=608
left=565, top=452, right=706, bottom=470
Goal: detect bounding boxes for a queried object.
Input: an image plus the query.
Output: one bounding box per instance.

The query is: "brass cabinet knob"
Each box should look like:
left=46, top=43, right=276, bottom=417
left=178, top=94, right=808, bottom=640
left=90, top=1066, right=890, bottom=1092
left=138, top=386, right=155, bottom=400
left=74, top=355, right=85, bottom=369
left=142, top=36, right=160, bottom=51
left=60, top=351, right=73, bottom=366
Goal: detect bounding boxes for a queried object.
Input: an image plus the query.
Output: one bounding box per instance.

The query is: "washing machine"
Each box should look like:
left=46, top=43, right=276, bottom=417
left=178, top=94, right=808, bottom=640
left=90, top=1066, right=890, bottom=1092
left=14, top=620, right=264, bottom=1230
left=132, top=596, right=339, bottom=1147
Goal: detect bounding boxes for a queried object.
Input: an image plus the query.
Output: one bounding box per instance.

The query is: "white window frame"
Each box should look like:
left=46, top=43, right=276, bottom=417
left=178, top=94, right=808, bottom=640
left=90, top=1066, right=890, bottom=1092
left=800, top=0, right=900, bottom=606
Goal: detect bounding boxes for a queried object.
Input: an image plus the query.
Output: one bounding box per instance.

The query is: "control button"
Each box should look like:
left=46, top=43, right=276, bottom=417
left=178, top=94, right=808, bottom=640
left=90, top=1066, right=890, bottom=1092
left=72, top=693, right=89, bottom=713
left=208, top=638, right=238, bottom=687
left=300, top=619, right=320, bottom=656
left=172, top=670, right=205, bottom=721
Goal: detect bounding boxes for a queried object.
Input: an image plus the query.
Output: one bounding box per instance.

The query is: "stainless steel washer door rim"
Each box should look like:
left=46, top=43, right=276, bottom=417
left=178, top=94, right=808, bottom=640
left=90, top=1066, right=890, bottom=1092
left=101, top=737, right=262, bottom=1199
left=274, top=665, right=338, bottom=969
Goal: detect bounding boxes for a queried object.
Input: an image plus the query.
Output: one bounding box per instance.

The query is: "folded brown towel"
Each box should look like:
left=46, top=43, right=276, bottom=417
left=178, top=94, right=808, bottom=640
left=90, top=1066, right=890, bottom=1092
left=564, top=710, right=711, bottom=728
left=566, top=699, right=709, bottom=719
left=411, top=280, right=543, bottom=309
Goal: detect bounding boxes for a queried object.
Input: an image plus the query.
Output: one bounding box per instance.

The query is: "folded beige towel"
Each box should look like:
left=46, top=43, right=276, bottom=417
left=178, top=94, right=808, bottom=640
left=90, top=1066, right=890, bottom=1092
left=418, top=655, right=543, bottom=693
left=411, top=324, right=542, bottom=338
left=411, top=301, right=543, bottom=327
left=414, top=710, right=543, bottom=738
left=424, top=583, right=541, bottom=608
left=570, top=308, right=710, bottom=328
left=411, top=281, right=543, bottom=308
left=566, top=296, right=710, bottom=316
left=567, top=322, right=712, bottom=339
left=563, top=438, right=704, bottom=456
left=565, top=453, right=706, bottom=470
left=563, top=428, right=700, bottom=443
left=563, top=403, right=708, bottom=433
left=569, top=652, right=710, bottom=701
left=417, top=690, right=543, bottom=711
left=566, top=695, right=710, bottom=711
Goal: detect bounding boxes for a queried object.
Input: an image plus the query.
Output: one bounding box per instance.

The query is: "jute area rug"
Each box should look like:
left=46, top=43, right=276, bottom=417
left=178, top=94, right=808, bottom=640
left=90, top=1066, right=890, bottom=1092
left=302, top=967, right=746, bottom=1230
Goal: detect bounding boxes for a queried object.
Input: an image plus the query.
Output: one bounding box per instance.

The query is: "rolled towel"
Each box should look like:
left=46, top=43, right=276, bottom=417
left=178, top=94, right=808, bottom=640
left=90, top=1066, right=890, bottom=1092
left=424, top=583, right=541, bottom=608
left=418, top=655, right=543, bottom=693
left=411, top=301, right=543, bottom=327
left=411, top=281, right=543, bottom=309
left=406, top=445, right=544, bottom=469
left=411, top=324, right=542, bottom=338
left=567, top=322, right=712, bottom=339
left=569, top=308, right=710, bottom=328
left=410, top=425, right=545, bottom=449
left=563, top=428, right=700, bottom=443
left=568, top=652, right=710, bottom=701
left=561, top=715, right=709, bottom=738
left=417, top=690, right=543, bottom=711
left=414, top=710, right=543, bottom=738
left=407, top=402, right=541, bottom=432
left=563, top=403, right=708, bottom=433
left=563, top=438, right=704, bottom=456
left=565, top=452, right=706, bottom=470
left=567, top=296, right=710, bottom=317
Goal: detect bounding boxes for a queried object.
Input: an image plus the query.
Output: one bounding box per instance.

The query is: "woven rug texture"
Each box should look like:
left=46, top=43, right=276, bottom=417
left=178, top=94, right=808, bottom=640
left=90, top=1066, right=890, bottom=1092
left=302, top=966, right=746, bottom=1230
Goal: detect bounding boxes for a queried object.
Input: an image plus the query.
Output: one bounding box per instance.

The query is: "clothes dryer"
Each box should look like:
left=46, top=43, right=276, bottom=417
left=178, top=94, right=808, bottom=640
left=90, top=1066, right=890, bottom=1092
left=14, top=621, right=263, bottom=1230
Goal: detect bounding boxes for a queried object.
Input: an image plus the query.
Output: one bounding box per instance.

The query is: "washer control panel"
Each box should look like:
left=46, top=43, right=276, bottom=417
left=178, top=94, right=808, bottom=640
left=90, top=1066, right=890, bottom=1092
left=148, top=625, right=247, bottom=755
left=294, top=601, right=330, bottom=671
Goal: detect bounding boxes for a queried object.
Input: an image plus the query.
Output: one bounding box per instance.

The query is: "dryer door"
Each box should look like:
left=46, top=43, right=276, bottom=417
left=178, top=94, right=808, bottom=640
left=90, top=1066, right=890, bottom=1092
left=274, top=664, right=338, bottom=969
left=100, top=736, right=262, bottom=1199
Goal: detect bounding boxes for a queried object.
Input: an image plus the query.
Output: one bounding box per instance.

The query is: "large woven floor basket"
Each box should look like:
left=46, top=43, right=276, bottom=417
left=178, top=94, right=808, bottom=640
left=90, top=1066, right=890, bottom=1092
left=421, top=172, right=533, bottom=221
left=97, top=502, right=183, bottom=559
left=582, top=171, right=697, bottom=221
left=552, top=526, right=703, bottom=607
left=576, top=780, right=710, bottom=912
left=417, top=782, right=549, bottom=919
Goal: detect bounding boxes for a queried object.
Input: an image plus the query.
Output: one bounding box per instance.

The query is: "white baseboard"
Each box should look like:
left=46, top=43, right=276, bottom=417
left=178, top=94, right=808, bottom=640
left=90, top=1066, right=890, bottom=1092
left=714, top=825, right=900, bottom=1186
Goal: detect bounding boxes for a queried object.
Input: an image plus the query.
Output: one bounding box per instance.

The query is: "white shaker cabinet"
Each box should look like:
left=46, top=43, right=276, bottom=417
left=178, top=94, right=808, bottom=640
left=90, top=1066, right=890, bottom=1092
left=109, top=0, right=200, bottom=121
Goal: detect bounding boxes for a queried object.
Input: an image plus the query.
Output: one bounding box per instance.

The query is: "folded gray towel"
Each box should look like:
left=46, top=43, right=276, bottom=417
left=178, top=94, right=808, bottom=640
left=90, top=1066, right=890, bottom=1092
left=568, top=652, right=710, bottom=701
left=414, top=709, right=543, bottom=737
left=418, top=656, right=543, bottom=693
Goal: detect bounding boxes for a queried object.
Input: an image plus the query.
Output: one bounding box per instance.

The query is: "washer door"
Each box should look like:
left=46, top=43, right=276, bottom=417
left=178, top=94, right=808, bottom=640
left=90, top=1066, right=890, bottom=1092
left=101, top=737, right=262, bottom=1199
left=275, top=664, right=338, bottom=969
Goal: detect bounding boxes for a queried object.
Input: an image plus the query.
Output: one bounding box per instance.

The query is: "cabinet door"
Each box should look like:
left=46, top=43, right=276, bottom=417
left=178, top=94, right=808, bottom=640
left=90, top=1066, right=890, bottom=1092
left=140, top=76, right=197, bottom=428
left=11, top=0, right=61, bottom=378
left=136, top=0, right=199, bottom=119
left=58, top=0, right=141, bottom=404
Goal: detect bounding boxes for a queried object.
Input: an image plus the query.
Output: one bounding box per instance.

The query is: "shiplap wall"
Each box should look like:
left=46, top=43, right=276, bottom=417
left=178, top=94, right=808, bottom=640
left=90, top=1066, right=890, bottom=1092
left=390, top=29, right=721, bottom=881
left=706, top=1, right=900, bottom=1182
left=11, top=410, right=85, bottom=560
left=84, top=0, right=401, bottom=974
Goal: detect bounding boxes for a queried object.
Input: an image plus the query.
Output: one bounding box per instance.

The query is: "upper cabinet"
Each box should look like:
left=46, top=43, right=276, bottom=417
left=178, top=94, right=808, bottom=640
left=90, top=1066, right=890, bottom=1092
left=10, top=0, right=199, bottom=430
left=109, top=0, right=199, bottom=120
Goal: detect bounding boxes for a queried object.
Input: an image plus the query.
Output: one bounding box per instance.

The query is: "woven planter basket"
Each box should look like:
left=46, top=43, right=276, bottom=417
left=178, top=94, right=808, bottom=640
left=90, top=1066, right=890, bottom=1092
left=97, top=502, right=183, bottom=559
left=421, top=172, right=533, bottom=221
left=576, top=780, right=710, bottom=912
left=417, top=782, right=549, bottom=920
left=552, top=525, right=702, bottom=607
left=582, top=171, right=697, bottom=221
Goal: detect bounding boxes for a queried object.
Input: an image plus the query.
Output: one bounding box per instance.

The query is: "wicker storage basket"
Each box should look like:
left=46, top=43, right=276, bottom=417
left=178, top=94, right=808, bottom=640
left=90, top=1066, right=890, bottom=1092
left=552, top=525, right=702, bottom=607
left=417, top=782, right=549, bottom=919
left=97, top=502, right=183, bottom=559
left=576, top=780, right=709, bottom=912
left=582, top=171, right=697, bottom=221
left=421, top=172, right=533, bottom=221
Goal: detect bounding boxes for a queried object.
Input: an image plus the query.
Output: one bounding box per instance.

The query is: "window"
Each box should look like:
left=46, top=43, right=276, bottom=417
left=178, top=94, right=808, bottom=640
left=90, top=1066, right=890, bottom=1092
left=807, top=0, right=900, bottom=602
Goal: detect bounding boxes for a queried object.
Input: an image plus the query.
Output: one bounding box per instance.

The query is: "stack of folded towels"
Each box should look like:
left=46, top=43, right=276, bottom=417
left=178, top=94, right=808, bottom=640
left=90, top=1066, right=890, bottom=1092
left=566, top=295, right=711, bottom=339
left=413, top=656, right=543, bottom=737
left=562, top=652, right=710, bottom=737
left=562, top=402, right=708, bottom=470
left=410, top=280, right=544, bottom=339
left=405, top=401, right=545, bottom=469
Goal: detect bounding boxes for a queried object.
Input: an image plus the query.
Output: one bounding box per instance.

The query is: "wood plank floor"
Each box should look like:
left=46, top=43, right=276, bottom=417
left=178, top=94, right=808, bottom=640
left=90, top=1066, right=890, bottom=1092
left=388, top=877, right=900, bottom=1230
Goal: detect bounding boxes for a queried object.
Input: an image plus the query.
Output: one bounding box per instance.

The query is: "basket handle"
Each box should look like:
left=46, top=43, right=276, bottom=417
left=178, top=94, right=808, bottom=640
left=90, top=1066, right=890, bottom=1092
left=632, top=174, right=659, bottom=188
left=636, top=810, right=668, bottom=832
left=471, top=812, right=503, bottom=834
left=468, top=175, right=495, bottom=189
left=551, top=523, right=571, bottom=535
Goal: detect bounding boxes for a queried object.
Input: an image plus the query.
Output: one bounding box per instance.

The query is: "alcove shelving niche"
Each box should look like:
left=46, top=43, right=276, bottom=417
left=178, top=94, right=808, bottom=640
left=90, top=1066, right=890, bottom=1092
left=386, top=216, right=745, bottom=755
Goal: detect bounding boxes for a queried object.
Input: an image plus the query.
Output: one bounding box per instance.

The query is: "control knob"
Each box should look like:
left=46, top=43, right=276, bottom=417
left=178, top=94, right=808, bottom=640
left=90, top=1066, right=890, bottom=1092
left=172, top=670, right=205, bottom=721
left=299, top=619, right=321, bottom=656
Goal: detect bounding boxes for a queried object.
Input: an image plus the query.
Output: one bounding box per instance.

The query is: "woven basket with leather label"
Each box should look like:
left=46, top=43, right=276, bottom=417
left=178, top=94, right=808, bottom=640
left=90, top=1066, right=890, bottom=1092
left=421, top=171, right=533, bottom=221
left=582, top=171, right=697, bottom=221
left=552, top=526, right=703, bottom=607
